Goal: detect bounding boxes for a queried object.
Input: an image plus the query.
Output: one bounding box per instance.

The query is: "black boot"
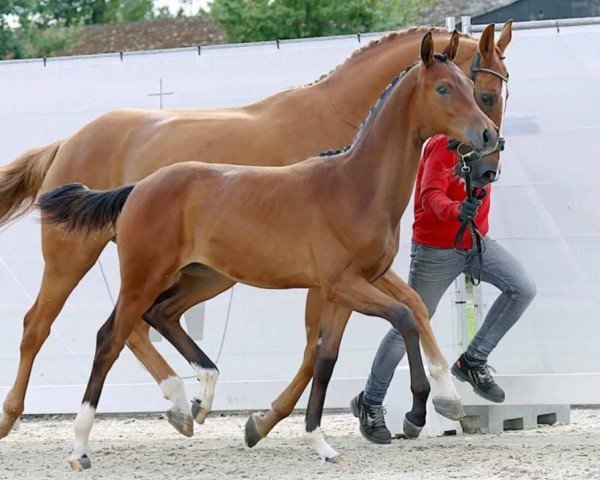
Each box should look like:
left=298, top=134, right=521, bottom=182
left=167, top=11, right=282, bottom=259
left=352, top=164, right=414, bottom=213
left=451, top=353, right=505, bottom=403
left=350, top=392, right=392, bottom=444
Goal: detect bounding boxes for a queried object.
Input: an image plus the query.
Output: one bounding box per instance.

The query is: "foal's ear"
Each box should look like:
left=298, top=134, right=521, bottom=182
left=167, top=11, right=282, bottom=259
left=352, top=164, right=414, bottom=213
left=442, top=30, right=460, bottom=62
left=497, top=19, right=513, bottom=55
left=479, top=23, right=496, bottom=61
left=421, top=31, right=434, bottom=67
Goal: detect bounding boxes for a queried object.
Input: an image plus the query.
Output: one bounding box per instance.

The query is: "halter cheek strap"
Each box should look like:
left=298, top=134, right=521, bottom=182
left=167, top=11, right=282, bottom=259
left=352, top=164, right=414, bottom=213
left=470, top=52, right=510, bottom=83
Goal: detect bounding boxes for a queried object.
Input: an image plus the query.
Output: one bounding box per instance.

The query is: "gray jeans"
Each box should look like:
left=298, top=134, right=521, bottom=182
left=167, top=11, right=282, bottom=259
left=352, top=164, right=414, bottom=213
left=363, top=237, right=536, bottom=406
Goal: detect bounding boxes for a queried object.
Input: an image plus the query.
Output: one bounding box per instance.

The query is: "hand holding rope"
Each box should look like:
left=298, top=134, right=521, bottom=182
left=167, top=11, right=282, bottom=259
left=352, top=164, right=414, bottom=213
left=447, top=140, right=488, bottom=286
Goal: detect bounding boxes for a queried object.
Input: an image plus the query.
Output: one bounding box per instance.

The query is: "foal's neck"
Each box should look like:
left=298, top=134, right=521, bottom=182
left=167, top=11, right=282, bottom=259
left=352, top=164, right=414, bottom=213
left=344, top=71, right=423, bottom=225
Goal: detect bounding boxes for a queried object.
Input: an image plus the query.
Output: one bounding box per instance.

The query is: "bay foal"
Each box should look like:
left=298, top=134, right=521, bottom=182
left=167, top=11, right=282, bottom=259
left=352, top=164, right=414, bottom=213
left=40, top=32, right=498, bottom=467
left=0, top=23, right=513, bottom=440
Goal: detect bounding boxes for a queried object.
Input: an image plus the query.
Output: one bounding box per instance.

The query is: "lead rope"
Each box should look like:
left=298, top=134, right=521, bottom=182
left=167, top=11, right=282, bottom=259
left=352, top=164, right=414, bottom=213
left=447, top=142, right=487, bottom=286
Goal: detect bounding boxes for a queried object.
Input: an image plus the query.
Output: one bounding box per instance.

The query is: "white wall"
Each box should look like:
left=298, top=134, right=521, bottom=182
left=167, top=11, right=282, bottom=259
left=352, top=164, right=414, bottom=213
left=0, top=24, right=598, bottom=416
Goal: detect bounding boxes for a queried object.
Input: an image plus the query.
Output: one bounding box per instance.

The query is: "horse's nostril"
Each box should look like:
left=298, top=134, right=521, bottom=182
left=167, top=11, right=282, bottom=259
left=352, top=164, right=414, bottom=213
left=482, top=170, right=496, bottom=183
left=482, top=129, right=490, bottom=145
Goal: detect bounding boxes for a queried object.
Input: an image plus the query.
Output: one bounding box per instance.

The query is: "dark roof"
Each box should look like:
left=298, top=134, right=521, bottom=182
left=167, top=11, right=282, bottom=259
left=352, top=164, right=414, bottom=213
left=57, top=16, right=226, bottom=56
left=416, top=0, right=518, bottom=26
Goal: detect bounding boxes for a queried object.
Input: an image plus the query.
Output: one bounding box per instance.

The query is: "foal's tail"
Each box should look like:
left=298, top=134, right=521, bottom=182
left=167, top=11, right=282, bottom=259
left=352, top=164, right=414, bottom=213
left=0, top=141, right=61, bottom=226
left=38, top=183, right=135, bottom=237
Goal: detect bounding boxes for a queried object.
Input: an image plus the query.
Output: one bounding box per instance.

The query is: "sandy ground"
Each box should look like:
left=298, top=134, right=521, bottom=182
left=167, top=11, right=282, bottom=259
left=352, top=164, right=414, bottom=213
left=1, top=408, right=599, bottom=480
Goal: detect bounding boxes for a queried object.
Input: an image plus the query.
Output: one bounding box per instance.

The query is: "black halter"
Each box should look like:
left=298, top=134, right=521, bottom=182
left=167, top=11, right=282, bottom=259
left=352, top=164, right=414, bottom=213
left=446, top=141, right=490, bottom=286
left=447, top=55, right=509, bottom=286
left=470, top=52, right=510, bottom=84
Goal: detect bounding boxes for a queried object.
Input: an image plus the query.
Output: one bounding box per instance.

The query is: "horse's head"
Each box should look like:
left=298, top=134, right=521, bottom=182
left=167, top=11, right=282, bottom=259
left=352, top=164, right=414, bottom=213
left=415, top=31, right=498, bottom=157
left=467, top=21, right=512, bottom=187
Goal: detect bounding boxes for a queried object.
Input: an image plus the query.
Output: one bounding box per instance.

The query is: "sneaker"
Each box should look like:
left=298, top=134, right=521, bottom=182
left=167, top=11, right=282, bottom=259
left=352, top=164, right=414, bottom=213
left=350, top=392, right=392, bottom=444
left=451, top=353, right=505, bottom=403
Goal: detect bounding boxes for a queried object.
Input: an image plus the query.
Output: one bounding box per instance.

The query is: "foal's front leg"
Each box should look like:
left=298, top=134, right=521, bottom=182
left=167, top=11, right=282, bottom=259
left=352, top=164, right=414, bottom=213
left=374, top=270, right=464, bottom=420
left=326, top=276, right=431, bottom=439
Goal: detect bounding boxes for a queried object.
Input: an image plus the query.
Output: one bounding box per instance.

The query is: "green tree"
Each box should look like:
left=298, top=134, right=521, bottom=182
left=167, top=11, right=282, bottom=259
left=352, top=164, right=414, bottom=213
left=0, top=0, right=158, bottom=59
left=208, top=0, right=429, bottom=44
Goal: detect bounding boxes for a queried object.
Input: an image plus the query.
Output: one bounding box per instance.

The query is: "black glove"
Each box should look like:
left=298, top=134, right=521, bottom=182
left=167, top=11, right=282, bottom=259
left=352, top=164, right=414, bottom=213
left=458, top=197, right=481, bottom=222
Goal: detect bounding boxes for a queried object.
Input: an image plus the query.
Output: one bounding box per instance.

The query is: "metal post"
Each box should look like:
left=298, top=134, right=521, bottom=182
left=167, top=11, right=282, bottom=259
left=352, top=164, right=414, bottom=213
left=461, top=16, right=472, bottom=35
left=446, top=17, right=456, bottom=31
left=453, top=276, right=468, bottom=353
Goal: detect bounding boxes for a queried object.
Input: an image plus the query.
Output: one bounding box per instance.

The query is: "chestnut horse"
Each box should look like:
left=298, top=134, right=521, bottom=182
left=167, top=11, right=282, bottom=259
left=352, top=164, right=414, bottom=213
left=0, top=23, right=512, bottom=439
left=40, top=32, right=498, bottom=467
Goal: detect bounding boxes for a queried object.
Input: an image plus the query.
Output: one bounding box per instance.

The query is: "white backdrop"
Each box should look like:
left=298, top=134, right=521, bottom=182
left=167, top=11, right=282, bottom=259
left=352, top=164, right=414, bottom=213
left=0, top=23, right=599, bottom=416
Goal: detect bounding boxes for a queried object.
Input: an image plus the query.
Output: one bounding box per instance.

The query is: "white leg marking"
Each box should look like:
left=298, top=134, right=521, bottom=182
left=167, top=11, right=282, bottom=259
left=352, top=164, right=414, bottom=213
left=71, top=402, right=96, bottom=461
left=303, top=424, right=339, bottom=462
left=160, top=376, right=189, bottom=413
left=193, top=364, right=219, bottom=413
left=427, top=361, right=460, bottom=400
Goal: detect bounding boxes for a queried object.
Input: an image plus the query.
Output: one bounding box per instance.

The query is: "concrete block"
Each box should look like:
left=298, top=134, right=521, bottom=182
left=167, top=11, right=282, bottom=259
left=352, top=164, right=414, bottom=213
left=460, top=404, right=570, bottom=434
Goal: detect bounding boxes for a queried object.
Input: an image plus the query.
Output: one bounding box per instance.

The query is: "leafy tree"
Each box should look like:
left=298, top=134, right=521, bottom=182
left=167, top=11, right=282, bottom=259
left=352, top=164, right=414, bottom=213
left=208, top=0, right=429, bottom=44
left=0, top=0, right=158, bottom=59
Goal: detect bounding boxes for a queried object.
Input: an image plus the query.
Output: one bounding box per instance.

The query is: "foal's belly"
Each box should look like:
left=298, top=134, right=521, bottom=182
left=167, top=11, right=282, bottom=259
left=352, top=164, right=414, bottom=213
left=191, top=247, right=320, bottom=290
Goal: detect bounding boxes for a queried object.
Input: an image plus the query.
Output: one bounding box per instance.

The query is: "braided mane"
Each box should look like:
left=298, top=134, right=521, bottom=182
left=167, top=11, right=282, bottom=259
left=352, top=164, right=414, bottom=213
left=306, top=27, right=475, bottom=87
left=319, top=62, right=414, bottom=158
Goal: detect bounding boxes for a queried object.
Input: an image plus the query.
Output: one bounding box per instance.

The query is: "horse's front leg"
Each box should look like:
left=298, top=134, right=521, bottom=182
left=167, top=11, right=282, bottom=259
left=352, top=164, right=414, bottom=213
left=374, top=270, right=464, bottom=420
left=303, top=299, right=351, bottom=462
left=245, top=288, right=324, bottom=447
left=325, top=275, right=431, bottom=441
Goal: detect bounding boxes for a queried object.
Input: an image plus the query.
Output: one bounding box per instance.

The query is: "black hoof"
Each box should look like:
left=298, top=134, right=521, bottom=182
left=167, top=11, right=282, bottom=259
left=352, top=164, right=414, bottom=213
left=403, top=416, right=424, bottom=439
left=244, top=413, right=264, bottom=448
left=69, top=454, right=91, bottom=471
left=166, top=408, right=194, bottom=437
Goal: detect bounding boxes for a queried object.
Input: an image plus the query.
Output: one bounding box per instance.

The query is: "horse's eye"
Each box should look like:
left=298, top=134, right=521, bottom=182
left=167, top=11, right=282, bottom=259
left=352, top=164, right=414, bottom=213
left=480, top=94, right=495, bottom=107
left=436, top=85, right=450, bottom=96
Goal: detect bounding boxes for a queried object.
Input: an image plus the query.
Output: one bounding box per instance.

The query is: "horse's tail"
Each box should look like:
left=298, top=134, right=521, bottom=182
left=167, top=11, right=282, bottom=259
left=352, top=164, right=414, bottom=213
left=0, top=141, right=61, bottom=226
left=38, top=183, right=135, bottom=237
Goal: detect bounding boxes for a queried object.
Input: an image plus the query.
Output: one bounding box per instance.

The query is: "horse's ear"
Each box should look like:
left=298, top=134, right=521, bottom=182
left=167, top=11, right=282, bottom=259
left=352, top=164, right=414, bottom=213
left=497, top=19, right=513, bottom=55
left=421, top=31, right=434, bottom=67
left=479, top=23, right=496, bottom=61
left=443, top=30, right=460, bottom=62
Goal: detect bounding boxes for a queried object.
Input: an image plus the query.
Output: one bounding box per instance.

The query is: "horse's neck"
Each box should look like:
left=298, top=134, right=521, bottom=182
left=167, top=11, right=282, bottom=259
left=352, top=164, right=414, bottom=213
left=255, top=30, right=475, bottom=161
left=344, top=73, right=423, bottom=225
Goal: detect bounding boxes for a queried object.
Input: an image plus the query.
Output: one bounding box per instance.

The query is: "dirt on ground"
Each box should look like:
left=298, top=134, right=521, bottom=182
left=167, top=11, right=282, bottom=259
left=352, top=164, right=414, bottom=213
left=1, top=408, right=599, bottom=480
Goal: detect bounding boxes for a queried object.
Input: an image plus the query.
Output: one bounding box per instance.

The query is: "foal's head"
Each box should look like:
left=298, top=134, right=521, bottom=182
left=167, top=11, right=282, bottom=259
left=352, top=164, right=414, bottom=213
left=415, top=31, right=498, bottom=157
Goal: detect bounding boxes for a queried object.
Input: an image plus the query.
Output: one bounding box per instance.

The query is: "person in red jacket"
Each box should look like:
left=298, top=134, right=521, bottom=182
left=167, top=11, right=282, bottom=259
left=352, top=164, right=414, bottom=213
left=351, top=134, right=537, bottom=444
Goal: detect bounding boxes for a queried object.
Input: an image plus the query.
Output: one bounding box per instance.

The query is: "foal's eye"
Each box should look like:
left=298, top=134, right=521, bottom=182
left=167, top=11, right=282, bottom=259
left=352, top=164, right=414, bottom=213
left=436, top=85, right=450, bottom=96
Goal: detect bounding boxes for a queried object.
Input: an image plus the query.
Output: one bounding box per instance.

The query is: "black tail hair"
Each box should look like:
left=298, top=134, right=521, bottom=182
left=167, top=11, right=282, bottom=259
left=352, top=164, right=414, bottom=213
left=38, top=183, right=135, bottom=237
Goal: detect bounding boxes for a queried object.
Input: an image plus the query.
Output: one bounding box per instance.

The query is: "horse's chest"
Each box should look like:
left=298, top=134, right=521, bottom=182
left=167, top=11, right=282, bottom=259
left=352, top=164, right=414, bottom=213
left=361, top=232, right=399, bottom=281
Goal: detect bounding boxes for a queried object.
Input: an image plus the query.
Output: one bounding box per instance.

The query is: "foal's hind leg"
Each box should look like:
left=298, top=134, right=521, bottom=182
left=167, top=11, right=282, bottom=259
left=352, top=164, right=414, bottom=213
left=143, top=269, right=235, bottom=425
left=70, top=272, right=176, bottom=470
left=0, top=228, right=108, bottom=439
left=375, top=270, right=464, bottom=420
left=245, top=288, right=322, bottom=447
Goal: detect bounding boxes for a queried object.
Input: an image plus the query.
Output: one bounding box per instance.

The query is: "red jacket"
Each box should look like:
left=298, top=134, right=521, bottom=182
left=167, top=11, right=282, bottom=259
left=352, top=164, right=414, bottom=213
left=412, top=134, right=491, bottom=249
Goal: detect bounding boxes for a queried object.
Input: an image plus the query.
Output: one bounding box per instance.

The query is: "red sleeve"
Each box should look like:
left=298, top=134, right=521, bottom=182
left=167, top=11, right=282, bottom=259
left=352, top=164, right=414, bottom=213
left=420, top=137, right=461, bottom=222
